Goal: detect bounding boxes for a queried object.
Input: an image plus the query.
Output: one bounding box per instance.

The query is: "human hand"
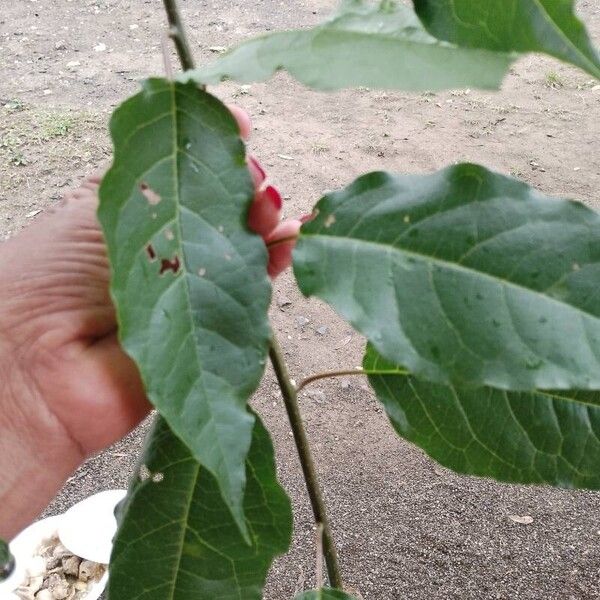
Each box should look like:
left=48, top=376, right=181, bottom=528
left=0, top=107, right=300, bottom=539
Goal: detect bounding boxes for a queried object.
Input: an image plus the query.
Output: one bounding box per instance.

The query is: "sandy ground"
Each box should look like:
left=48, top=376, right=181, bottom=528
left=2, top=1, right=600, bottom=598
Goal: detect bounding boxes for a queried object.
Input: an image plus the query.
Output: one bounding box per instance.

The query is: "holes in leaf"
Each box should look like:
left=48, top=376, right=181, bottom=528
left=139, top=182, right=161, bottom=205
left=160, top=255, right=181, bottom=275
left=139, top=465, right=163, bottom=483
left=324, top=214, right=336, bottom=228
left=145, top=244, right=179, bottom=275
left=139, top=464, right=151, bottom=482
left=146, top=244, right=157, bottom=261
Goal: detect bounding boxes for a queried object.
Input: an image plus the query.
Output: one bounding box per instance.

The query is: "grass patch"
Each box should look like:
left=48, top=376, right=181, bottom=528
left=545, top=71, right=564, bottom=89
left=40, top=112, right=76, bottom=139
left=0, top=102, right=109, bottom=182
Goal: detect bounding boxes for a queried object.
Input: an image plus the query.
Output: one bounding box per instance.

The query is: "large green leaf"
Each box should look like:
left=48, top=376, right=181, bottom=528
left=413, top=0, right=600, bottom=79
left=294, top=164, right=600, bottom=391
left=98, top=78, right=271, bottom=536
left=108, top=415, right=292, bottom=600
left=181, top=0, right=513, bottom=92
left=295, top=589, right=358, bottom=600
left=364, top=344, right=600, bottom=489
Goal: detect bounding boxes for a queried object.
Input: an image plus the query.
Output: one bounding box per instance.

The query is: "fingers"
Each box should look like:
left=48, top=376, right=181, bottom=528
left=85, top=170, right=105, bottom=186
left=264, top=219, right=302, bottom=278
left=248, top=184, right=282, bottom=238
left=227, top=104, right=252, bottom=140
left=246, top=154, right=300, bottom=277
left=76, top=334, right=152, bottom=453
left=247, top=156, right=266, bottom=187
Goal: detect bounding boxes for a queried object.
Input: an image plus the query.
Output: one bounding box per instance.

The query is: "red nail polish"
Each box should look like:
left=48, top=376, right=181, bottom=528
left=249, top=156, right=266, bottom=184
left=265, top=185, right=283, bottom=210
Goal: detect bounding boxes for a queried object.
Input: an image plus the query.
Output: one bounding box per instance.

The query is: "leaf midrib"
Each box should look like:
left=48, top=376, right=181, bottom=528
left=167, top=82, right=246, bottom=537
left=529, top=0, right=599, bottom=76
left=301, top=232, right=599, bottom=322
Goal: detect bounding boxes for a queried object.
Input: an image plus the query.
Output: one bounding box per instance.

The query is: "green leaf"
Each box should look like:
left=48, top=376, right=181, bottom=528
left=293, top=163, right=600, bottom=391
left=0, top=539, right=14, bottom=581
left=364, top=344, right=600, bottom=489
left=109, top=415, right=292, bottom=600
left=0, top=540, right=9, bottom=566
left=181, top=1, right=513, bottom=92
left=98, top=78, right=272, bottom=537
left=414, top=0, right=600, bottom=79
left=295, top=589, right=358, bottom=600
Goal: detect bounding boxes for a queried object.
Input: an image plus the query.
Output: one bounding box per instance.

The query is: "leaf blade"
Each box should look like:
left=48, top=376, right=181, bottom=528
left=414, top=0, right=600, bottom=78
left=293, top=164, right=600, bottom=390
left=364, top=344, right=600, bottom=489
left=98, top=78, right=272, bottom=536
left=108, top=415, right=292, bottom=600
left=181, top=2, right=513, bottom=92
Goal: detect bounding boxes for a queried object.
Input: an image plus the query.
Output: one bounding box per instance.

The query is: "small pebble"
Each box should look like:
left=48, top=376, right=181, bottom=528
left=308, top=390, right=326, bottom=403
left=78, top=560, right=98, bottom=582
left=51, top=545, right=70, bottom=560
left=50, top=583, right=68, bottom=600
left=61, top=556, right=81, bottom=577
left=45, top=557, right=60, bottom=571
left=295, top=316, right=310, bottom=328
left=278, top=297, right=293, bottom=310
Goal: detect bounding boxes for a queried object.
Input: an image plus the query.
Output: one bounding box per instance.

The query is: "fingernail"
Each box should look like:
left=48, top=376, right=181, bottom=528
left=300, top=213, right=315, bottom=224
left=248, top=156, right=266, bottom=186
left=265, top=185, right=282, bottom=210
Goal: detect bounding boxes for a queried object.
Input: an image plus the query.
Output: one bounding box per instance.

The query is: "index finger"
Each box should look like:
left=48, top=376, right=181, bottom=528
left=227, top=104, right=252, bottom=140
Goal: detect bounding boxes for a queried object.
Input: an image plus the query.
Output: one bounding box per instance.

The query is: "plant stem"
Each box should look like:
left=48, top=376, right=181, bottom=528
left=161, top=0, right=196, bottom=72
left=269, top=335, right=343, bottom=589
left=297, top=369, right=366, bottom=393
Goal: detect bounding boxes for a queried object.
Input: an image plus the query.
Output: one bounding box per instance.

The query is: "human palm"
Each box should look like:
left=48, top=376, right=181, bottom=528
left=0, top=109, right=300, bottom=539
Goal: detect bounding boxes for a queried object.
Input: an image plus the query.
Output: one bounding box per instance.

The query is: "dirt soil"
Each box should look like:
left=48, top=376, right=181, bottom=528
left=2, top=1, right=600, bottom=599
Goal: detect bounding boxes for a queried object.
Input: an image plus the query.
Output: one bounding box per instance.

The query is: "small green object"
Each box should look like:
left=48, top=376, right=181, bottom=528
left=0, top=539, right=14, bottom=582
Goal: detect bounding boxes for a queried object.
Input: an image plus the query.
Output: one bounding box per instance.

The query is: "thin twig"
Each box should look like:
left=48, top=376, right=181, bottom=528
left=297, top=369, right=366, bottom=394
left=316, top=523, right=324, bottom=590
left=269, top=335, right=343, bottom=589
left=161, top=0, right=196, bottom=72
left=161, top=31, right=174, bottom=80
